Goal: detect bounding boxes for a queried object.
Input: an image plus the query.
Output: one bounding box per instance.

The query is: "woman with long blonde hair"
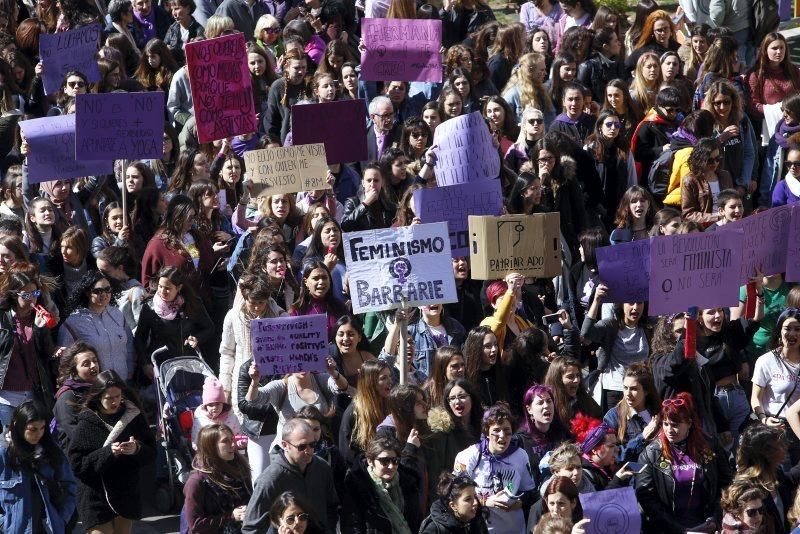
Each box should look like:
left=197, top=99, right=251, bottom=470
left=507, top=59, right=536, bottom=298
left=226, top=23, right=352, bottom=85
left=339, top=359, right=393, bottom=460
left=502, top=52, right=555, bottom=125
left=629, top=51, right=662, bottom=112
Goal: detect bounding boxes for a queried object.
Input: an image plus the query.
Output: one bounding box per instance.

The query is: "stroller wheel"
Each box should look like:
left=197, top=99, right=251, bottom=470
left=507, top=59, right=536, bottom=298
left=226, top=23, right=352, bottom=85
left=154, top=485, right=173, bottom=514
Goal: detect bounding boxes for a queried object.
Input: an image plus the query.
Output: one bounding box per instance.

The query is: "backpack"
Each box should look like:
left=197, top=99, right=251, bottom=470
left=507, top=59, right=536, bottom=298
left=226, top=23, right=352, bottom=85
left=751, top=0, right=780, bottom=46
left=646, top=147, right=677, bottom=200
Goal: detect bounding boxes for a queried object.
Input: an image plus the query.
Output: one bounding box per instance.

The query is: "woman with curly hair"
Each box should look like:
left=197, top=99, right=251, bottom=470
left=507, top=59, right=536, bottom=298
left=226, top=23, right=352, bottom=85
left=502, top=52, right=555, bottom=125
left=680, top=137, right=734, bottom=224
left=52, top=341, right=101, bottom=448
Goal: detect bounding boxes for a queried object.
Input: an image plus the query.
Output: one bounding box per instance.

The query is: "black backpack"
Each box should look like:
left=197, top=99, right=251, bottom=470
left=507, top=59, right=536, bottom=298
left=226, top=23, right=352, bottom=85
left=751, top=0, right=780, bottom=46
left=646, top=147, right=677, bottom=200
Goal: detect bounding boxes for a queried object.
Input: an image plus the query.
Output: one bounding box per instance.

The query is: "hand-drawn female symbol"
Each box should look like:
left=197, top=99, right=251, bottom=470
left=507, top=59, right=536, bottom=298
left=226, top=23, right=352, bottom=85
left=389, top=257, right=412, bottom=284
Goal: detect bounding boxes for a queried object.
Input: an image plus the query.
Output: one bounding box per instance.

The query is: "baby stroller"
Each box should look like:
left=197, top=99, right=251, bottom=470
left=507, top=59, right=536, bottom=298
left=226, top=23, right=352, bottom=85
left=151, top=346, right=217, bottom=512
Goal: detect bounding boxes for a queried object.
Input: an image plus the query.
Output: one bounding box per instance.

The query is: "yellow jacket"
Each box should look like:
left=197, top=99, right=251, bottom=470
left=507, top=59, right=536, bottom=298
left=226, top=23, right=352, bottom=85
left=663, top=146, right=693, bottom=206
left=480, top=289, right=533, bottom=350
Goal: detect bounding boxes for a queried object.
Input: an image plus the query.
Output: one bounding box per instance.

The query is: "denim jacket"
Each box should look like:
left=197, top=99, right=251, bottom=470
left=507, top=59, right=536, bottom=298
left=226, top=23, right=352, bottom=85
left=0, top=446, right=76, bottom=534
left=408, top=316, right=466, bottom=376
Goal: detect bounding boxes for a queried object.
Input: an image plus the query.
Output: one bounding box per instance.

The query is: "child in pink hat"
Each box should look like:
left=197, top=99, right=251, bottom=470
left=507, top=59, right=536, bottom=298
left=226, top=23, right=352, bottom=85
left=191, top=376, right=245, bottom=450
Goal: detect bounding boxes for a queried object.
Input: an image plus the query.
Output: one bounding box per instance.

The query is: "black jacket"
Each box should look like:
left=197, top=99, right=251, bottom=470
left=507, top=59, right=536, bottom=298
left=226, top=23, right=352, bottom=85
left=164, top=19, right=205, bottom=66
left=577, top=54, right=626, bottom=103
left=0, top=309, right=55, bottom=409
left=440, top=4, right=495, bottom=48
left=341, top=453, right=422, bottom=534
left=134, top=298, right=214, bottom=368
left=236, top=357, right=279, bottom=439
left=635, top=438, right=731, bottom=534
left=419, top=499, right=489, bottom=534
left=68, top=404, right=156, bottom=527
left=341, top=196, right=397, bottom=232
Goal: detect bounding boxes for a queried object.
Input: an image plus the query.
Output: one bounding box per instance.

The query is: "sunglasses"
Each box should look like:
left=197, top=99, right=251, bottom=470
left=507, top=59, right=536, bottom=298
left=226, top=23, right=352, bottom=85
left=66, top=80, right=86, bottom=89
left=712, top=99, right=732, bottom=107
left=410, top=131, right=427, bottom=138
left=744, top=506, right=764, bottom=518
left=286, top=440, right=318, bottom=452
left=19, top=289, right=41, bottom=300
left=91, top=286, right=112, bottom=295
left=527, top=118, right=543, bottom=125
left=707, top=156, right=722, bottom=164
left=663, top=107, right=679, bottom=114
left=283, top=513, right=309, bottom=526
left=603, top=121, right=621, bottom=129
left=375, top=456, right=400, bottom=467
left=265, top=27, right=281, bottom=34
left=662, top=398, right=686, bottom=408
left=787, top=161, right=800, bottom=169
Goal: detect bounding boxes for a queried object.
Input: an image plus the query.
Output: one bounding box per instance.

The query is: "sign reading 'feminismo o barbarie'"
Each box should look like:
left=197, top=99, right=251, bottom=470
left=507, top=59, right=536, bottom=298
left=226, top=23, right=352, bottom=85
left=343, top=222, right=458, bottom=314
left=251, top=314, right=328, bottom=375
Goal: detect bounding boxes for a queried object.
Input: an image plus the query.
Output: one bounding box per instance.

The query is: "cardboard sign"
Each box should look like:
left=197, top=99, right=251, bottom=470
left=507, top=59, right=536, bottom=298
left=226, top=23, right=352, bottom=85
left=412, top=180, right=503, bottom=258
left=344, top=222, right=458, bottom=314
left=75, top=92, right=164, bottom=160
left=186, top=33, right=257, bottom=144
left=251, top=314, right=328, bottom=375
left=39, top=24, right=102, bottom=95
left=579, top=487, right=641, bottom=534
left=467, top=213, right=561, bottom=280
left=20, top=115, right=113, bottom=184
left=360, top=18, right=443, bottom=82
left=648, top=230, right=743, bottom=315
left=243, top=143, right=329, bottom=196
left=596, top=240, right=651, bottom=303
left=719, top=204, right=793, bottom=282
left=432, top=112, right=500, bottom=186
left=292, top=99, right=368, bottom=164
left=787, top=205, right=800, bottom=282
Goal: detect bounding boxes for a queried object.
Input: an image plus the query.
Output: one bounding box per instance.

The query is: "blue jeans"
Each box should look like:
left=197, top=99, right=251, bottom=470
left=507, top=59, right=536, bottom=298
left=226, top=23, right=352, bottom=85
left=715, top=384, right=750, bottom=451
left=733, top=28, right=756, bottom=70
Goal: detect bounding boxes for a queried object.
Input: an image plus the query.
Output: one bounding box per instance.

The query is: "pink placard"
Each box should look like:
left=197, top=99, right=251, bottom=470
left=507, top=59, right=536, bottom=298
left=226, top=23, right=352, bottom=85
left=186, top=33, right=257, bottom=144
left=360, top=18, right=442, bottom=82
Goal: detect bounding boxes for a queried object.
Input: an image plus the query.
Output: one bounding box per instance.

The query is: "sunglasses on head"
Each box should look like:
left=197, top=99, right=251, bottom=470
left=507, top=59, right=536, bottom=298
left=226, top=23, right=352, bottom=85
left=375, top=456, right=400, bottom=467
left=662, top=398, right=686, bottom=408
left=19, top=289, right=41, bottom=300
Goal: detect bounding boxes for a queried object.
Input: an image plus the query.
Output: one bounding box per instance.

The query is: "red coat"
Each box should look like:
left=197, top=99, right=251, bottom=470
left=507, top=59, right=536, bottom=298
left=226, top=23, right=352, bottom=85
left=140, top=231, right=213, bottom=290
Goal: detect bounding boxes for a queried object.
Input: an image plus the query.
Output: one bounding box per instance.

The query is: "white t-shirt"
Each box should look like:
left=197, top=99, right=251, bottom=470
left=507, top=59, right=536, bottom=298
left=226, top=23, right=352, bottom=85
left=752, top=351, right=800, bottom=417
left=709, top=180, right=721, bottom=211
left=454, top=444, right=535, bottom=533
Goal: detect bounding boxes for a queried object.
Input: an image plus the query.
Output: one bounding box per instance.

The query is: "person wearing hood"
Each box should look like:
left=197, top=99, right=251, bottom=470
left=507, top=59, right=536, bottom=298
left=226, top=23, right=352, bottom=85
left=242, top=418, right=339, bottom=534
left=453, top=404, right=536, bottom=533
left=420, top=472, right=489, bottom=534
left=548, top=83, right=595, bottom=146
left=53, top=342, right=101, bottom=450
left=341, top=435, right=422, bottom=533
left=191, top=377, right=243, bottom=450
left=631, top=87, right=682, bottom=183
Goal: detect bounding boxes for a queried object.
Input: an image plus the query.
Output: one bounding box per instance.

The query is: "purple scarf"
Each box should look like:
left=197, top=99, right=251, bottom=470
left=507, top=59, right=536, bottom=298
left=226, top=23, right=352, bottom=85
left=133, top=8, right=156, bottom=42
left=673, top=126, right=698, bottom=146
left=775, top=118, right=800, bottom=149
left=554, top=113, right=581, bottom=125
left=55, top=378, right=93, bottom=400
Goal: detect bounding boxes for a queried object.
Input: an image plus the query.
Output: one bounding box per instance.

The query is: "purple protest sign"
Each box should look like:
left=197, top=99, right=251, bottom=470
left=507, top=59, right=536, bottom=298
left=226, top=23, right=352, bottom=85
left=75, top=92, right=164, bottom=160
left=718, top=204, right=792, bottom=282
left=20, top=115, right=112, bottom=184
left=648, top=230, right=743, bottom=315
left=360, top=18, right=442, bottom=82
left=251, top=314, right=328, bottom=375
left=39, top=24, right=102, bottom=95
left=580, top=487, right=640, bottom=534
left=292, top=99, right=368, bottom=164
left=412, top=179, right=503, bottom=257
left=186, top=33, right=257, bottom=144
left=786, top=206, right=800, bottom=282
left=432, top=112, right=500, bottom=186
left=596, top=240, right=651, bottom=303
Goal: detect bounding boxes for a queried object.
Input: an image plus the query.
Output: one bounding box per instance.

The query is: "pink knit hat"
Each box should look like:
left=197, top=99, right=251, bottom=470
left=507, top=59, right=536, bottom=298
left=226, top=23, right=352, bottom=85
left=202, top=377, right=226, bottom=406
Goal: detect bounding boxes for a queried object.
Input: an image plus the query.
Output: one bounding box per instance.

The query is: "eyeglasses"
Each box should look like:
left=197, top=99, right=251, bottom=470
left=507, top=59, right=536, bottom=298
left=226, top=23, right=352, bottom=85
left=787, top=161, right=800, bottom=169
left=286, top=440, right=318, bottom=452
left=19, top=289, right=41, bottom=300
left=283, top=513, right=309, bottom=526
left=536, top=156, right=555, bottom=164
left=375, top=456, right=400, bottom=467
left=90, top=286, right=112, bottom=295
left=374, top=112, right=394, bottom=120
left=603, top=121, right=621, bottom=129
left=662, top=398, right=686, bottom=408
left=66, top=80, right=85, bottom=89
left=265, top=27, right=281, bottom=34
left=744, top=506, right=765, bottom=518
left=712, top=99, right=732, bottom=108
left=527, top=118, right=543, bottom=125
left=707, top=156, right=722, bottom=164
left=448, top=394, right=469, bottom=403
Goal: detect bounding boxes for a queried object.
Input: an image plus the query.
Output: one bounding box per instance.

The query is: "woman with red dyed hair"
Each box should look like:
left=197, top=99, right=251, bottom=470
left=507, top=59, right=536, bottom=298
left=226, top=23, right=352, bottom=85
left=480, top=272, right=533, bottom=352
left=635, top=392, right=732, bottom=534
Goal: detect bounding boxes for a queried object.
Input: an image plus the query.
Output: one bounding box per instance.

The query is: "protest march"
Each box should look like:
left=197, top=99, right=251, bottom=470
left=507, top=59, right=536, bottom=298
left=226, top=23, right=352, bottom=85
left=1, top=0, right=800, bottom=532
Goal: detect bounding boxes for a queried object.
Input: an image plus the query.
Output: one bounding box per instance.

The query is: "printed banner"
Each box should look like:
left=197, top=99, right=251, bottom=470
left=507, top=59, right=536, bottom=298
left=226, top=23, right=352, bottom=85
left=467, top=213, right=561, bottom=279
left=648, top=230, right=743, bottom=315
left=20, top=115, right=112, bottom=184
left=344, top=222, right=457, bottom=314
left=719, top=204, right=793, bottom=282
left=292, top=99, right=368, bottom=164
left=579, top=487, right=641, bottom=534
left=412, top=180, right=503, bottom=257
left=75, top=92, right=164, bottom=160
left=39, top=24, right=102, bottom=95
left=432, top=112, right=500, bottom=186
left=186, top=33, right=257, bottom=144
left=243, top=143, right=329, bottom=196
left=596, top=240, right=651, bottom=303
left=360, top=18, right=442, bottom=82
left=251, top=314, right=328, bottom=375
